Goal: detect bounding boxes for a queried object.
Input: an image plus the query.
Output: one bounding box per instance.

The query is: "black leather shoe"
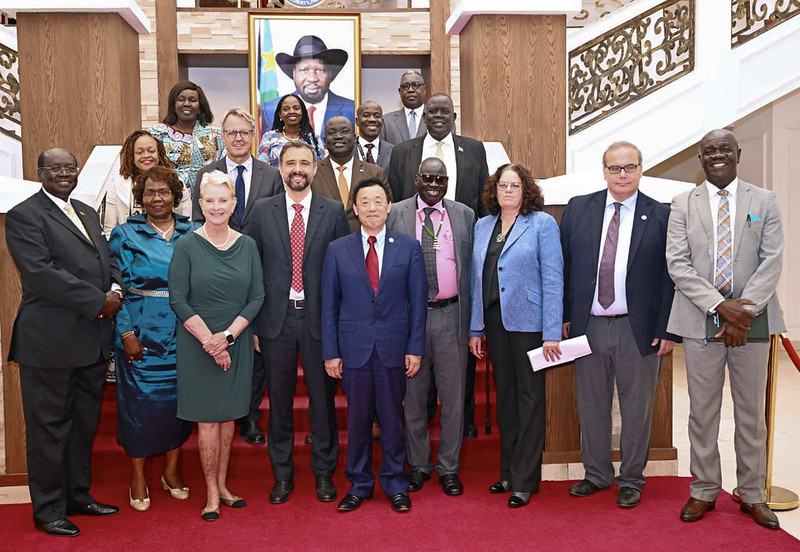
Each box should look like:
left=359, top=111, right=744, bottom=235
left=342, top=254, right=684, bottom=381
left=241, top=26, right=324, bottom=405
left=617, top=487, right=641, bottom=508
left=508, top=491, right=531, bottom=508
left=337, top=493, right=368, bottom=512
left=269, top=480, right=294, bottom=504
left=408, top=469, right=431, bottom=492
left=439, top=473, right=464, bottom=496
left=67, top=502, right=120, bottom=516
left=569, top=479, right=601, bottom=497
left=463, top=423, right=478, bottom=439
left=740, top=502, right=780, bottom=530
left=241, top=420, right=265, bottom=445
left=35, top=518, right=80, bottom=537
left=316, top=476, right=337, bottom=502
left=489, top=480, right=512, bottom=494
left=390, top=492, right=411, bottom=513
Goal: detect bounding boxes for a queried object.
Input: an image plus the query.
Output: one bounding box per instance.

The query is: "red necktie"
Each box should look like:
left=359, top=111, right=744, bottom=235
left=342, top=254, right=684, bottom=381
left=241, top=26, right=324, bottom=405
left=308, top=105, right=316, bottom=133
left=290, top=203, right=305, bottom=292
left=366, top=235, right=379, bottom=295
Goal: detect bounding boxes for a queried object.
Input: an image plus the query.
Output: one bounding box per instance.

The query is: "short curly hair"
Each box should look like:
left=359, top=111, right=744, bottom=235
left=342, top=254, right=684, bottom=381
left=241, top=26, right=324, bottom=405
left=482, top=163, right=545, bottom=216
left=132, top=165, right=183, bottom=209
left=119, top=130, right=172, bottom=180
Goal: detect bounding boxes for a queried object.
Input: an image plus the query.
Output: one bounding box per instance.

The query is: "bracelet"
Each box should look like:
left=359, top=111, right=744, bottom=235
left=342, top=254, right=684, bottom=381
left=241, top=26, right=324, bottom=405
left=121, top=331, right=136, bottom=340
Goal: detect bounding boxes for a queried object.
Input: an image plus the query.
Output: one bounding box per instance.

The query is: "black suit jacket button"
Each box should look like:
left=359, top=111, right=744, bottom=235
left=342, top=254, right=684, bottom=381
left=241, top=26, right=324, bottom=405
left=500, top=287, right=505, bottom=292
left=498, top=266, right=503, bottom=271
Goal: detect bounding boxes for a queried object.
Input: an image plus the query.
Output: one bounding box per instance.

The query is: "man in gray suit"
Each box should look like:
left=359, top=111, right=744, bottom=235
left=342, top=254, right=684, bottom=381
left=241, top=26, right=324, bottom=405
left=387, top=157, right=475, bottom=496
left=192, top=107, right=284, bottom=446
left=667, top=129, right=784, bottom=530
left=354, top=100, right=393, bottom=171
left=380, top=71, right=428, bottom=145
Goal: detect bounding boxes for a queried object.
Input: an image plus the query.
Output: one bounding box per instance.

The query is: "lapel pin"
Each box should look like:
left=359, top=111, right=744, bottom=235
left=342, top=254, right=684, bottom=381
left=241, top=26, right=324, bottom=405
left=641, top=215, right=647, bottom=220
left=388, top=237, right=395, bottom=243
left=458, top=146, right=464, bottom=152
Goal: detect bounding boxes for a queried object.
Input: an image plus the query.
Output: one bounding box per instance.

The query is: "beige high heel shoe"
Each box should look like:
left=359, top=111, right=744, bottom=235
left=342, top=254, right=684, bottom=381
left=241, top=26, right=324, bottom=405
left=161, top=475, right=190, bottom=500
left=129, top=487, right=151, bottom=512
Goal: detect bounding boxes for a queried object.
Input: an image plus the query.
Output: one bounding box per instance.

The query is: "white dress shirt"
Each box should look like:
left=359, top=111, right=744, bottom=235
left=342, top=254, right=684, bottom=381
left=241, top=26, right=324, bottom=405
left=287, top=190, right=312, bottom=301
left=422, top=133, right=457, bottom=202
left=591, top=191, right=637, bottom=316
left=226, top=155, right=254, bottom=206
left=360, top=226, right=386, bottom=275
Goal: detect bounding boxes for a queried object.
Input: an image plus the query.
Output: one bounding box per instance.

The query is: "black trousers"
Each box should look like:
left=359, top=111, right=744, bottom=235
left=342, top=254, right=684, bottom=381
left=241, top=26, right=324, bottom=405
left=484, top=305, right=545, bottom=493
left=20, top=358, right=106, bottom=523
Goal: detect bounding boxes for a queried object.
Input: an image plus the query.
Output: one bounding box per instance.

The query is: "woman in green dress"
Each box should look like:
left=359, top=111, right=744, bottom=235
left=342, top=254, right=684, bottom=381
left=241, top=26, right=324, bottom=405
left=168, top=170, right=264, bottom=522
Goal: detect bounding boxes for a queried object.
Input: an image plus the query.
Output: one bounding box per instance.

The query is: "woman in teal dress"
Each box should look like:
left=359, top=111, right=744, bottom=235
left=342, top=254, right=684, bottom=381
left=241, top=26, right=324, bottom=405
left=109, top=166, right=193, bottom=512
left=168, top=169, right=264, bottom=522
left=150, top=81, right=225, bottom=217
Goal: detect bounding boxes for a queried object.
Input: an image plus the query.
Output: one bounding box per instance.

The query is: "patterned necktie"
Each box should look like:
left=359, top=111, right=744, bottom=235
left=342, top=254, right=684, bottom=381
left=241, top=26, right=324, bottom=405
left=715, top=190, right=733, bottom=298
left=365, top=143, right=375, bottom=164
left=597, top=202, right=622, bottom=309
left=308, top=105, right=316, bottom=133
left=408, top=110, right=417, bottom=139
left=63, top=203, right=90, bottom=241
left=422, top=207, right=439, bottom=298
left=366, top=235, right=379, bottom=295
left=435, top=141, right=444, bottom=161
left=234, top=165, right=246, bottom=222
left=336, top=166, right=349, bottom=207
left=290, top=203, right=305, bottom=292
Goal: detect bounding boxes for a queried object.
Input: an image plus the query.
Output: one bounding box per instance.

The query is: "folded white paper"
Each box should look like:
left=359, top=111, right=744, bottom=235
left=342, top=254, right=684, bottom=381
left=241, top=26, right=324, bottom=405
left=527, top=335, right=592, bottom=372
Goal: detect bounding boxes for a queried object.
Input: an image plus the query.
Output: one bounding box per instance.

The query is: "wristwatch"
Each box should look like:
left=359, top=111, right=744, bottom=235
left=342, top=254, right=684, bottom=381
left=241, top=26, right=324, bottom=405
left=224, top=330, right=235, bottom=345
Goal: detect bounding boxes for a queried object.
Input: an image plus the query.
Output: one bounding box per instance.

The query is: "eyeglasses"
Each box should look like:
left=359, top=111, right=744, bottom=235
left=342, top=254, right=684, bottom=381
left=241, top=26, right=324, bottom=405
left=222, top=129, right=254, bottom=139
left=399, top=82, right=424, bottom=92
left=604, top=163, right=640, bottom=174
left=326, top=128, right=353, bottom=137
left=40, top=165, right=79, bottom=175
left=497, top=181, right=522, bottom=191
left=142, top=190, right=174, bottom=199
left=417, top=173, right=449, bottom=185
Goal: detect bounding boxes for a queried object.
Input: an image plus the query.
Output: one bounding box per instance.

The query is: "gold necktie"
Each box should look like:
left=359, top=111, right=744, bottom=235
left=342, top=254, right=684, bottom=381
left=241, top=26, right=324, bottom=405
left=336, top=166, right=349, bottom=207
left=435, top=141, right=444, bottom=160
left=64, top=203, right=91, bottom=241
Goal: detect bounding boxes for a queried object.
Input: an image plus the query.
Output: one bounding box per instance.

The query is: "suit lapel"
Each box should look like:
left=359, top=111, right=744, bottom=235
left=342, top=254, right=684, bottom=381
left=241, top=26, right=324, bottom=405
left=349, top=160, right=368, bottom=211
left=245, top=156, right=264, bottom=219
left=400, top=198, right=417, bottom=236
left=627, top=193, right=653, bottom=269
left=304, top=194, right=323, bottom=259
left=379, top=231, right=400, bottom=295
left=345, top=232, right=375, bottom=296
left=444, top=199, right=463, bottom=270
left=45, top=195, right=93, bottom=247
left=692, top=183, right=714, bottom=242
left=317, top=158, right=341, bottom=204
left=271, top=196, right=292, bottom=264
left=502, top=213, right=529, bottom=252
left=407, top=140, right=423, bottom=199
left=394, top=111, right=410, bottom=142
left=733, top=182, right=753, bottom=260
left=590, top=191, right=606, bottom=270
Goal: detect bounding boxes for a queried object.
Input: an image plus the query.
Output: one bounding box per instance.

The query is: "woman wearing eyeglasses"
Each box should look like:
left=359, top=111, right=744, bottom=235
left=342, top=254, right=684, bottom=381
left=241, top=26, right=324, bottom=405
left=150, top=81, right=225, bottom=216
left=257, top=93, right=326, bottom=168
left=108, top=166, right=194, bottom=512
left=468, top=163, right=563, bottom=508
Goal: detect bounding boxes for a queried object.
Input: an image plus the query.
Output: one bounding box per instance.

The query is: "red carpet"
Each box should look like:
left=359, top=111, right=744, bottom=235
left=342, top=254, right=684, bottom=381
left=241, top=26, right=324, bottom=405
left=3, top=369, right=800, bottom=550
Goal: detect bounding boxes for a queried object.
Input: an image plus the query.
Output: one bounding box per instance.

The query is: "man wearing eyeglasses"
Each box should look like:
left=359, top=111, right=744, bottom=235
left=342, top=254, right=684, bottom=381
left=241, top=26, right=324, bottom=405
left=560, top=141, right=678, bottom=509
left=380, top=71, right=428, bottom=145
left=192, top=107, right=284, bottom=447
left=6, top=148, right=124, bottom=536
left=312, top=115, right=389, bottom=233
left=386, top=157, right=475, bottom=496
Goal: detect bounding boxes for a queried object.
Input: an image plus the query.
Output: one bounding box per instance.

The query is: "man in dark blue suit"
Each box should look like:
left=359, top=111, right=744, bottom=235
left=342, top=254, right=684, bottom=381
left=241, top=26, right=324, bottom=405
left=260, top=35, right=355, bottom=135
left=321, top=177, right=427, bottom=514
left=560, top=141, right=678, bottom=509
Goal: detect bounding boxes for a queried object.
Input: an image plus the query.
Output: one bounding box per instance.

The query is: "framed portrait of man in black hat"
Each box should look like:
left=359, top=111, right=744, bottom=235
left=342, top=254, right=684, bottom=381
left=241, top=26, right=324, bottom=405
left=249, top=14, right=360, bottom=147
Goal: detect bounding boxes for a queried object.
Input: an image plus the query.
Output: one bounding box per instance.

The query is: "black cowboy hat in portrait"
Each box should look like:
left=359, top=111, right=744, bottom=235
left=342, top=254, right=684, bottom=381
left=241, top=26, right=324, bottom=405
left=276, top=35, right=349, bottom=80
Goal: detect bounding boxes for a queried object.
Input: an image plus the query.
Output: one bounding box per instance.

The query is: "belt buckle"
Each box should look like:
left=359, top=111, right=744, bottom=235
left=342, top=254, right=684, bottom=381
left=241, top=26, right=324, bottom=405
left=293, top=300, right=305, bottom=310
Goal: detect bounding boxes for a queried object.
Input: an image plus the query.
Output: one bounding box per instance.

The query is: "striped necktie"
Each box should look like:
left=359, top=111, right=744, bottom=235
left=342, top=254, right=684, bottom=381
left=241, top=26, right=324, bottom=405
left=64, top=203, right=91, bottom=241
left=714, top=190, right=733, bottom=298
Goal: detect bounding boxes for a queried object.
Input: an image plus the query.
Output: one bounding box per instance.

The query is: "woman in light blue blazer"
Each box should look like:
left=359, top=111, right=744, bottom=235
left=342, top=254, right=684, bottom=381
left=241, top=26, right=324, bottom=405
left=469, top=163, right=563, bottom=508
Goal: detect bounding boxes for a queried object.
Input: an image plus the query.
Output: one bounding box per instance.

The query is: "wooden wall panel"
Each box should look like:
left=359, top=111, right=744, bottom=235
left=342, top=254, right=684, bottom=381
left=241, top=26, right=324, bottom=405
left=429, top=0, right=451, bottom=96
left=0, top=216, right=26, bottom=474
left=17, top=13, right=142, bottom=179
left=459, top=15, right=566, bottom=178
left=156, top=0, right=179, bottom=117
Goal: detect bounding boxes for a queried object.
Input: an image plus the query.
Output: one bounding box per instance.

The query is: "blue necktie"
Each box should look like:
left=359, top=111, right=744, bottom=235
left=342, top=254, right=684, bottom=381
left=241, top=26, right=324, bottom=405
left=408, top=110, right=417, bottom=139
left=235, top=165, right=245, bottom=222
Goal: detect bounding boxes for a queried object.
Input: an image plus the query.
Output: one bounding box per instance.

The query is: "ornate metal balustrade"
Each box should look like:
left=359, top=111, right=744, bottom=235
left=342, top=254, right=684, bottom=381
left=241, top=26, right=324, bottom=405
left=569, top=0, right=694, bottom=134
left=732, top=0, right=800, bottom=47
left=0, top=41, right=20, bottom=141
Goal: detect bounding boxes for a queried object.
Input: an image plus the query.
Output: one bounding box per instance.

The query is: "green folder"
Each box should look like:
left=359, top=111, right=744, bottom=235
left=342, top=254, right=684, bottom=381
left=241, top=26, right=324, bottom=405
left=706, top=309, right=769, bottom=343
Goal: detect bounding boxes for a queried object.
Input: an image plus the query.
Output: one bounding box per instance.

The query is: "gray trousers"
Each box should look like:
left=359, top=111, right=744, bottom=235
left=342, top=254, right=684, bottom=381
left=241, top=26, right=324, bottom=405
left=684, top=338, right=768, bottom=504
left=575, top=316, right=661, bottom=491
left=404, top=302, right=466, bottom=476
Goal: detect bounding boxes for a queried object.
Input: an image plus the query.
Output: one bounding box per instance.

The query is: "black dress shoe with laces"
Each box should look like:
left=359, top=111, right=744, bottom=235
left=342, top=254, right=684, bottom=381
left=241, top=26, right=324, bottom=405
left=241, top=420, right=265, bottom=445
left=489, top=480, right=512, bottom=494
left=408, top=469, right=431, bottom=492
left=269, top=480, right=294, bottom=504
left=617, top=487, right=641, bottom=508
left=67, top=502, right=119, bottom=516
left=569, top=479, right=601, bottom=497
left=390, top=492, right=412, bottom=513
left=35, top=518, right=80, bottom=537
left=337, top=493, right=368, bottom=512
left=316, top=476, right=337, bottom=502
left=439, top=473, right=464, bottom=496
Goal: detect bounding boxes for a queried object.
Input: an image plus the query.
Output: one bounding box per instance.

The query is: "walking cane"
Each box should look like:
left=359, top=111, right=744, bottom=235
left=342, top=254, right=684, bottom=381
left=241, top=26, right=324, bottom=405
left=733, top=334, right=799, bottom=510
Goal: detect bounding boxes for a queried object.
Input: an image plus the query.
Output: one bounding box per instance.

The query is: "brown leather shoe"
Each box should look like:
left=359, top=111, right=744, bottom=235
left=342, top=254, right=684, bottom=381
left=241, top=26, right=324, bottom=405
left=680, top=497, right=716, bottom=522
left=740, top=502, right=780, bottom=529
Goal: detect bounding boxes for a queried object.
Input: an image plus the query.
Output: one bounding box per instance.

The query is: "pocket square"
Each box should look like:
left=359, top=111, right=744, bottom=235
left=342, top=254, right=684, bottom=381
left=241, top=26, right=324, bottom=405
left=747, top=214, right=761, bottom=222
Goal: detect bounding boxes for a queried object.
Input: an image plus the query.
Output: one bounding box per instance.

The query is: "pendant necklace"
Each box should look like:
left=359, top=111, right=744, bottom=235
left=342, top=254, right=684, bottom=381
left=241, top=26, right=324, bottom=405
left=147, top=217, right=174, bottom=239
left=202, top=224, right=231, bottom=249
